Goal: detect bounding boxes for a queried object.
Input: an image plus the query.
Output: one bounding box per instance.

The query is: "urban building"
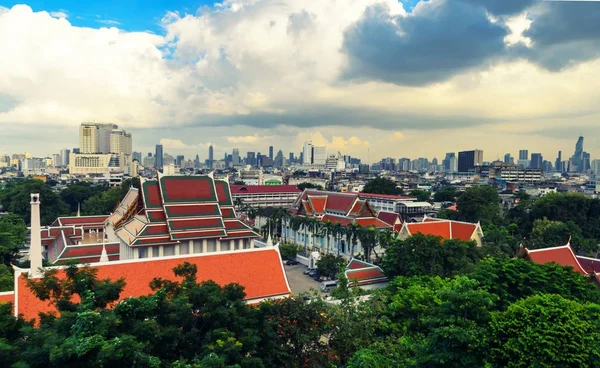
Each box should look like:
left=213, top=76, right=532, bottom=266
left=530, top=153, right=543, bottom=170
left=60, top=148, right=70, bottom=166
left=519, top=149, right=529, bottom=161
left=555, top=151, right=563, bottom=172
left=503, top=153, right=513, bottom=164
left=232, top=148, right=240, bottom=166
left=357, top=193, right=416, bottom=213
left=155, top=144, right=163, bottom=170
left=208, top=145, right=214, bottom=169
left=230, top=184, right=301, bottom=208
left=79, top=122, right=117, bottom=154
left=457, top=150, right=483, bottom=172
left=269, top=146, right=274, bottom=160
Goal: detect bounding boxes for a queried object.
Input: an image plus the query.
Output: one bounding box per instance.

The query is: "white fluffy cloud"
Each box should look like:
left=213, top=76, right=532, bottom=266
left=0, top=1, right=599, bottom=161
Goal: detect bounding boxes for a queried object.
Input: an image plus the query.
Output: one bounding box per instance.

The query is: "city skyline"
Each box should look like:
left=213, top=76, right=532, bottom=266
left=1, top=1, right=599, bottom=161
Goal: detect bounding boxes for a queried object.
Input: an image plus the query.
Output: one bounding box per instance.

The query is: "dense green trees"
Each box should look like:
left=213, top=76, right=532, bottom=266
left=316, top=254, right=346, bottom=278
left=362, top=177, right=402, bottom=195
left=296, top=182, right=323, bottom=191
left=432, top=187, right=458, bottom=202
left=0, top=179, right=69, bottom=225
left=408, top=189, right=431, bottom=202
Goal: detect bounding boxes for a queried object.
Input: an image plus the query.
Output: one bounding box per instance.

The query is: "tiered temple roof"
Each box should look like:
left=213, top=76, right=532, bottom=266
left=41, top=215, right=119, bottom=264
left=525, top=244, right=588, bottom=275
left=109, top=175, right=259, bottom=247
left=292, top=190, right=391, bottom=229
left=399, top=217, right=483, bottom=244
left=345, top=259, right=388, bottom=287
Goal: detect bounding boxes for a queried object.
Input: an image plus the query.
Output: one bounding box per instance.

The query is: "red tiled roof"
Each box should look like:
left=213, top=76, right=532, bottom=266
left=302, top=201, right=313, bottom=215
left=325, top=193, right=356, bottom=213
left=58, top=216, right=108, bottom=226
left=346, top=259, right=372, bottom=270
left=60, top=243, right=120, bottom=260
left=146, top=210, right=167, bottom=222
left=171, top=229, right=227, bottom=240
left=358, top=193, right=416, bottom=200
left=347, top=268, right=385, bottom=281
left=160, top=176, right=217, bottom=203
left=576, top=256, right=600, bottom=273
left=142, top=181, right=163, bottom=209
left=15, top=248, right=291, bottom=321
left=354, top=218, right=391, bottom=229
left=377, top=211, right=401, bottom=226
left=221, top=208, right=236, bottom=219
left=214, top=181, right=234, bottom=206
left=165, top=204, right=221, bottom=218
left=224, top=220, right=250, bottom=230
left=139, top=224, right=170, bottom=237
left=406, top=222, right=451, bottom=238
left=230, top=185, right=300, bottom=194
left=350, top=201, right=364, bottom=214
left=0, top=292, right=14, bottom=304
left=168, top=218, right=223, bottom=231
left=527, top=245, right=588, bottom=275
left=308, top=196, right=326, bottom=214
left=321, top=215, right=352, bottom=226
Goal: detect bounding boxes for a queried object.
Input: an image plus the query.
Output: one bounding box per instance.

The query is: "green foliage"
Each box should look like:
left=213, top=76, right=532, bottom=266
left=456, top=185, right=501, bottom=227
left=380, top=234, right=484, bottom=278
left=0, top=213, right=27, bottom=267
left=0, top=179, right=69, bottom=225
left=316, top=254, right=346, bottom=278
left=432, top=187, right=458, bottom=203
left=362, top=177, right=403, bottom=195
left=233, top=180, right=245, bottom=185
left=469, top=257, right=600, bottom=310
left=489, top=294, right=600, bottom=368
left=409, top=189, right=431, bottom=202
left=59, top=182, right=104, bottom=213
left=279, top=244, right=299, bottom=260
left=347, top=348, right=394, bottom=368
left=296, top=182, right=323, bottom=191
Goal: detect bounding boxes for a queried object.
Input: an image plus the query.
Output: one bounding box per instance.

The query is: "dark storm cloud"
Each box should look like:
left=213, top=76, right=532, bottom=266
left=521, top=1, right=600, bottom=71
left=458, top=0, right=535, bottom=16
left=342, top=1, right=508, bottom=86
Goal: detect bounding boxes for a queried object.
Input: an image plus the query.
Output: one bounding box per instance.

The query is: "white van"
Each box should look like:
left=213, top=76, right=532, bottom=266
left=320, top=280, right=338, bottom=292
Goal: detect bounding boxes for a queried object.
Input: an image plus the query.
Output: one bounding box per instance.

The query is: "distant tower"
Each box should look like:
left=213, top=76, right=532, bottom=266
left=208, top=145, right=214, bottom=169
left=29, top=194, right=43, bottom=278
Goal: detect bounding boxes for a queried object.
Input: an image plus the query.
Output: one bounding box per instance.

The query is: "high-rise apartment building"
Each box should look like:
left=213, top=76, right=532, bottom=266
left=457, top=150, right=483, bottom=172
left=269, top=146, right=274, bottom=160
left=303, top=142, right=313, bottom=165
left=208, top=145, right=214, bottom=169
left=110, top=130, right=132, bottom=155
left=52, top=154, right=62, bottom=167
left=503, top=153, right=513, bottom=164
left=232, top=148, right=240, bottom=166
left=79, top=122, right=118, bottom=154
left=442, top=152, right=455, bottom=171
left=60, top=149, right=70, bottom=166
left=155, top=144, right=163, bottom=169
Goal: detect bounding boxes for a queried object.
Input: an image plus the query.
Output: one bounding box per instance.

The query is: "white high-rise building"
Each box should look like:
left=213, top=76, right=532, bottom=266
left=52, top=153, right=62, bottom=167
left=312, top=146, right=326, bottom=166
left=232, top=149, right=240, bottom=166
left=592, top=159, right=600, bottom=175
left=60, top=149, right=70, bottom=166
left=303, top=142, right=313, bottom=165
left=79, top=123, right=118, bottom=153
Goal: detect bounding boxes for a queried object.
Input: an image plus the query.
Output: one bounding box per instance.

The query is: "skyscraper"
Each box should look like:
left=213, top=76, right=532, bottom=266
left=569, top=136, right=590, bottom=172
left=303, top=142, right=313, bottom=165
left=133, top=152, right=142, bottom=162
left=208, top=145, right=214, bottom=169
left=269, top=146, right=274, bottom=160
left=530, top=153, right=543, bottom=169
left=155, top=144, right=163, bottom=169
left=519, top=150, right=529, bottom=160
left=457, top=150, right=483, bottom=172
left=232, top=148, right=240, bottom=166
left=503, top=153, right=513, bottom=164
left=555, top=151, right=562, bottom=172
left=442, top=152, right=455, bottom=171
left=60, top=148, right=70, bottom=166
left=246, top=152, right=256, bottom=166
left=79, top=122, right=118, bottom=153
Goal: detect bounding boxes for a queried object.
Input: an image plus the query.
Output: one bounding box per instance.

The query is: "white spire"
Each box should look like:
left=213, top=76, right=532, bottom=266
left=77, top=202, right=81, bottom=217
left=99, top=243, right=109, bottom=263
left=29, top=193, right=43, bottom=278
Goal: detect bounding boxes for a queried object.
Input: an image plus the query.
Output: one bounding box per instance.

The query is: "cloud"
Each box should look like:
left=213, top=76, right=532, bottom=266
left=227, top=135, right=261, bottom=144
left=49, top=11, right=68, bottom=19
left=96, top=19, right=121, bottom=26
left=519, top=1, right=600, bottom=71
left=342, top=0, right=508, bottom=85
left=159, top=138, right=212, bottom=151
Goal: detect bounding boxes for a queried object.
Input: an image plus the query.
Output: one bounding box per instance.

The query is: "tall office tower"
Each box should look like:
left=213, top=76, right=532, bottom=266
left=519, top=149, right=529, bottom=160
left=247, top=152, right=256, bottom=166
left=176, top=155, right=185, bottom=166
left=133, top=152, right=142, bottom=162
left=530, top=153, right=543, bottom=169
left=269, top=146, right=274, bottom=160
left=303, top=142, right=313, bottom=165
left=195, top=154, right=200, bottom=168
left=312, top=146, right=326, bottom=166
left=52, top=154, right=62, bottom=167
left=232, top=148, right=240, bottom=165
left=299, top=152, right=304, bottom=165
left=155, top=144, right=163, bottom=169
left=503, top=153, right=513, bottom=164
left=569, top=136, right=589, bottom=172
left=289, top=152, right=294, bottom=163
left=274, top=150, right=284, bottom=167
left=60, top=149, right=70, bottom=166
left=592, top=159, right=600, bottom=175
left=555, top=151, right=562, bottom=172
left=79, top=122, right=118, bottom=153
left=442, top=152, right=455, bottom=171
left=208, top=145, right=214, bottom=169
left=457, top=150, right=483, bottom=172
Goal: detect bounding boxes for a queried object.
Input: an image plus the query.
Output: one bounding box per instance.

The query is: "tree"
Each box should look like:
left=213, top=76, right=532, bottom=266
left=316, top=254, right=346, bottom=278
left=0, top=213, right=27, bottom=267
left=362, top=177, right=402, bottom=195
left=357, top=226, right=379, bottom=262
left=469, top=257, right=600, bottom=310
left=380, top=234, right=483, bottom=278
left=81, top=187, right=124, bottom=216
left=279, top=244, right=299, bottom=260
left=296, top=182, right=323, bottom=191
left=233, top=180, right=245, bottom=185
left=456, top=185, right=501, bottom=226
left=409, top=189, right=431, bottom=202
left=489, top=294, right=600, bottom=368
left=59, top=182, right=104, bottom=213
left=0, top=179, right=69, bottom=225
left=433, top=187, right=458, bottom=203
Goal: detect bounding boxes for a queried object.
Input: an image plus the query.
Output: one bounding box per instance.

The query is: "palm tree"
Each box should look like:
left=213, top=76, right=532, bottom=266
left=322, top=220, right=333, bottom=254
left=233, top=197, right=244, bottom=213
left=332, top=222, right=343, bottom=256
left=290, top=216, right=301, bottom=246
left=357, top=226, right=378, bottom=262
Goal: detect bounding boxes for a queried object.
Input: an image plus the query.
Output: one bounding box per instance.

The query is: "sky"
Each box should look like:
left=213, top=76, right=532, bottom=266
left=1, top=0, right=599, bottom=163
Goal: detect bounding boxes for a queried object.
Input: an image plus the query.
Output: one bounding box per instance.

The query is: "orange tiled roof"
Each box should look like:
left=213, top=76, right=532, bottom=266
left=526, top=245, right=588, bottom=275
left=15, top=247, right=291, bottom=321
left=405, top=219, right=478, bottom=242
left=354, top=218, right=391, bottom=228
left=0, top=292, right=14, bottom=304
left=308, top=196, right=327, bottom=214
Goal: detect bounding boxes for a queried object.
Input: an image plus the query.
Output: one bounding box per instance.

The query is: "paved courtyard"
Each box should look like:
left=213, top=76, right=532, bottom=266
left=283, top=264, right=322, bottom=296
